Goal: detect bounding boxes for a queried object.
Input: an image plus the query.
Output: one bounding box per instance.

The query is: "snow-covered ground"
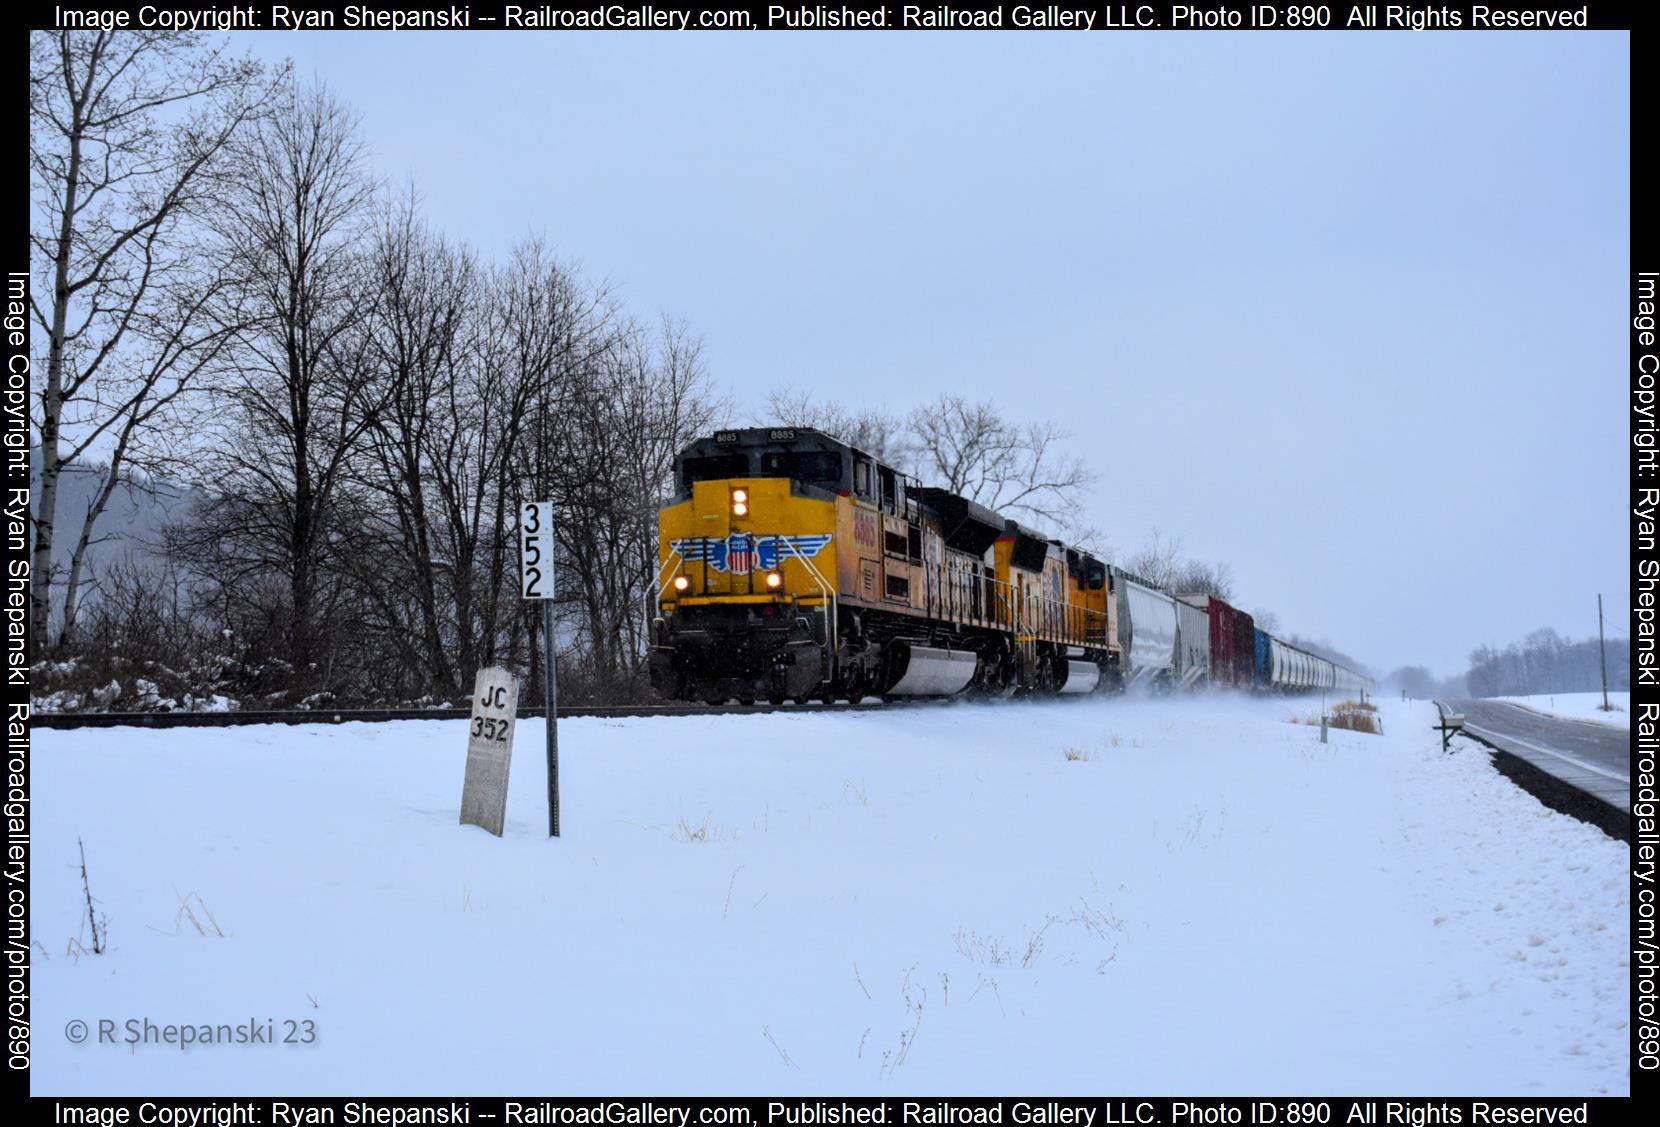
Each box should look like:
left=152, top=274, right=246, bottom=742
left=31, top=696, right=1628, bottom=1096
left=1494, top=692, right=1632, bottom=729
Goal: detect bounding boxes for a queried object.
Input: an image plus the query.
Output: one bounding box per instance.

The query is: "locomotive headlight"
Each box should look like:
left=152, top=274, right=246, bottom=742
left=732, top=488, right=748, bottom=503
left=732, top=501, right=749, bottom=517
left=672, top=575, right=690, bottom=592
left=765, top=571, right=783, bottom=590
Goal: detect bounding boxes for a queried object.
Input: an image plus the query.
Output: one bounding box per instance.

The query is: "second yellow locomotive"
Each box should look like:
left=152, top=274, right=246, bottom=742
left=648, top=427, right=1117, bottom=704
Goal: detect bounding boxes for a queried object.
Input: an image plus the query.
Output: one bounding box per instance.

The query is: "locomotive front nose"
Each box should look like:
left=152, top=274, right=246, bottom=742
left=653, top=470, right=838, bottom=704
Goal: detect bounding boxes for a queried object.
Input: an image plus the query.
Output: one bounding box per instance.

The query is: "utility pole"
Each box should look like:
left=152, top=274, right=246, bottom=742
left=1598, top=593, right=1609, bottom=712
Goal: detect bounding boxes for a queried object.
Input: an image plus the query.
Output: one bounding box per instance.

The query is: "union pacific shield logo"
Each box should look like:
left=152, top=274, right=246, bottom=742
left=671, top=534, right=832, bottom=574
left=727, top=535, right=753, bottom=575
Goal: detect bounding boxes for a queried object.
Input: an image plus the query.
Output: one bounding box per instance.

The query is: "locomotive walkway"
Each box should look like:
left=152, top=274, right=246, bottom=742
left=1441, top=697, right=1630, bottom=841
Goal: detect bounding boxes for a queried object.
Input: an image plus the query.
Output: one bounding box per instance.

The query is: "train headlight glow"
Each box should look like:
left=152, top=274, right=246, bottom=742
left=765, top=571, right=782, bottom=590
left=732, top=501, right=749, bottom=517
left=672, top=575, right=690, bottom=592
left=732, top=489, right=748, bottom=503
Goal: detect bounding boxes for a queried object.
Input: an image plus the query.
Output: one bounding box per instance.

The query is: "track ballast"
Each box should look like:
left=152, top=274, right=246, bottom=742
left=31, top=700, right=896, bottom=731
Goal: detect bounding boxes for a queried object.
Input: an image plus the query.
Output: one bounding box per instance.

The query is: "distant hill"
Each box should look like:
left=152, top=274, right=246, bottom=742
left=30, top=456, right=200, bottom=594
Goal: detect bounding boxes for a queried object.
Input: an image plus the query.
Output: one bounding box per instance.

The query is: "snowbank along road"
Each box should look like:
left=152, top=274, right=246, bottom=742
left=1448, top=698, right=1630, bottom=813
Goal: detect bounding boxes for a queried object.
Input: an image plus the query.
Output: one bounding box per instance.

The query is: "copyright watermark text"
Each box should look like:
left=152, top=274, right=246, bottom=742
left=65, top=1016, right=317, bottom=1049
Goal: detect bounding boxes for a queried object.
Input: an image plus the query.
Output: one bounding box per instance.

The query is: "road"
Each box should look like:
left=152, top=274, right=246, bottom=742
left=1447, top=697, right=1630, bottom=811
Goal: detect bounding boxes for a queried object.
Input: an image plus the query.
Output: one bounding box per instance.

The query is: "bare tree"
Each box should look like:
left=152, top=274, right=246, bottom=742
left=341, top=221, right=649, bottom=702
left=1464, top=627, right=1619, bottom=698
left=764, top=390, right=1100, bottom=544
left=764, top=388, right=904, bottom=462
left=348, top=191, right=478, bottom=697
left=181, top=80, right=378, bottom=688
left=30, top=63, right=734, bottom=708
left=1170, top=559, right=1234, bottom=602
left=1119, top=527, right=1184, bottom=589
left=28, top=30, right=279, bottom=651
left=1121, top=527, right=1234, bottom=600
left=491, top=239, right=624, bottom=698
left=430, top=241, right=596, bottom=687
left=555, top=316, right=723, bottom=697
left=905, top=395, right=1095, bottom=531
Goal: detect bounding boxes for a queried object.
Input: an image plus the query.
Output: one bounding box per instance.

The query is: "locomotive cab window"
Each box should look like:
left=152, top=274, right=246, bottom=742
left=759, top=450, right=844, bottom=486
left=681, top=453, right=749, bottom=492
left=879, top=466, right=897, bottom=509
left=853, top=459, right=872, bottom=497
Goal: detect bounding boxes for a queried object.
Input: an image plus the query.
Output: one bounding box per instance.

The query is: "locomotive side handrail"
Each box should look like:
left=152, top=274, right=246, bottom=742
left=779, top=536, right=838, bottom=660
left=646, top=544, right=686, bottom=639
left=918, top=561, right=1108, bottom=650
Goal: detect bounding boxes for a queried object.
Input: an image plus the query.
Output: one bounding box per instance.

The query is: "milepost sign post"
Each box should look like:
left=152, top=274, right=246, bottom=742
left=521, top=501, right=560, bottom=837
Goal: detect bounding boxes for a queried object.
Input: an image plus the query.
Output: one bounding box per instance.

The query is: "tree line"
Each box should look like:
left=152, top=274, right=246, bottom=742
left=1382, top=626, right=1628, bottom=702
left=1463, top=628, right=1629, bottom=699
left=30, top=33, right=721, bottom=709
left=761, top=390, right=1240, bottom=602
left=29, top=32, right=1312, bottom=712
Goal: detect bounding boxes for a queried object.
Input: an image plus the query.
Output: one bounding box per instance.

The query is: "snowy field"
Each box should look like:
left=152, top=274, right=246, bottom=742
left=31, top=696, right=1628, bottom=1096
left=1494, top=692, right=1632, bottom=729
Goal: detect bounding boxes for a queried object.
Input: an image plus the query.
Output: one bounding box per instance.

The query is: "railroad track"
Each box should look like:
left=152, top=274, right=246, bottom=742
left=31, top=700, right=900, bottom=730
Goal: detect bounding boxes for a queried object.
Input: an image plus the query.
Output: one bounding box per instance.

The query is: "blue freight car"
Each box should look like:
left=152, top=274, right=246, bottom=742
left=1254, top=628, right=1273, bottom=689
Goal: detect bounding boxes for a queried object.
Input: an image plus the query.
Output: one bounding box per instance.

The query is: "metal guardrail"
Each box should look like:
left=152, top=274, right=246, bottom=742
left=1432, top=705, right=1465, bottom=752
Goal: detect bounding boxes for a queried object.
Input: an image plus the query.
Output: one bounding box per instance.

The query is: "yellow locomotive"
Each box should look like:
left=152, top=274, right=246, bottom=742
left=648, top=427, right=1117, bottom=704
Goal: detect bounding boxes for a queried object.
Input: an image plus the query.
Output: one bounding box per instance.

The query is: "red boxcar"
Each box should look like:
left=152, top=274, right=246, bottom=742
left=1203, top=597, right=1258, bottom=688
left=1234, top=607, right=1256, bottom=689
left=1209, top=596, right=1236, bottom=685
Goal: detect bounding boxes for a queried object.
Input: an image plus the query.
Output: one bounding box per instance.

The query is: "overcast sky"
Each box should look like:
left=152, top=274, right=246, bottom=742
left=238, top=30, right=1630, bottom=677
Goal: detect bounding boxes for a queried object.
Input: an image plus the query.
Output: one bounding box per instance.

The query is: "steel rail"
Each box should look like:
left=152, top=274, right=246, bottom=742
left=31, top=700, right=896, bottom=731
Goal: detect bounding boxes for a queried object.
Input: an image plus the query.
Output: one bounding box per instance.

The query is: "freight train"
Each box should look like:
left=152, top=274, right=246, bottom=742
left=647, top=427, right=1369, bottom=705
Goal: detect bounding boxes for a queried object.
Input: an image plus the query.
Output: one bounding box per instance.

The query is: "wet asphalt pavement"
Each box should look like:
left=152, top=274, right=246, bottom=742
left=1445, top=697, right=1630, bottom=809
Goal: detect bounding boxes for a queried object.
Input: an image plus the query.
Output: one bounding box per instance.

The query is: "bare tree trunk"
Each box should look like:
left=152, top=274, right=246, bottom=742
left=29, top=31, right=275, bottom=653
left=58, top=467, right=115, bottom=646
left=32, top=98, right=78, bottom=652
left=180, top=80, right=375, bottom=697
